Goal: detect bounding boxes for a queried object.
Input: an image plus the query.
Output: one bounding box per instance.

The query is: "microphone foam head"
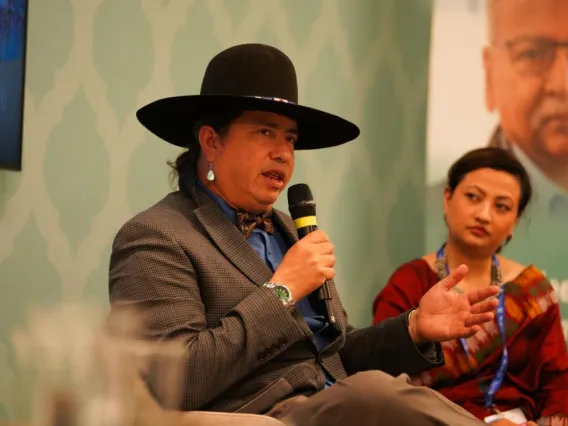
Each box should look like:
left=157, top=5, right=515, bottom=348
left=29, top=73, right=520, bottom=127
left=287, top=183, right=316, bottom=219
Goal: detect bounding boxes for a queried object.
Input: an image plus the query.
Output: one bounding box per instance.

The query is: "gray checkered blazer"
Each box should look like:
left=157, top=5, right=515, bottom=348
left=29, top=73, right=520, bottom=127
left=108, top=173, right=442, bottom=414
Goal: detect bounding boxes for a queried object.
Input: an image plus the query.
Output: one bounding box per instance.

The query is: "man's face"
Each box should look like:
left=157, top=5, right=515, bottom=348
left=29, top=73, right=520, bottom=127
left=207, top=110, right=297, bottom=214
left=484, top=0, right=568, bottom=162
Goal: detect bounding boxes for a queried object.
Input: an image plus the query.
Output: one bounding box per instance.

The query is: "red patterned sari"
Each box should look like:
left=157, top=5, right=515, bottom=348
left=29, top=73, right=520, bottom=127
left=373, top=259, right=568, bottom=425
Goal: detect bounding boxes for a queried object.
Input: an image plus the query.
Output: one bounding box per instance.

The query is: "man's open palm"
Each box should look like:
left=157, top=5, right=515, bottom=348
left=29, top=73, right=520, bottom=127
left=415, top=265, right=500, bottom=343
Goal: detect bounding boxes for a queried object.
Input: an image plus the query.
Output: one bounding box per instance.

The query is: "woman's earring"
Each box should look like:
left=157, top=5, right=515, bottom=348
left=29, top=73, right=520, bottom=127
left=207, top=162, right=215, bottom=182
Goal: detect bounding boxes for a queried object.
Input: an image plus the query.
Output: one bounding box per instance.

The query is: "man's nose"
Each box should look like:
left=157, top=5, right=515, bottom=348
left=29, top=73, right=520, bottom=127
left=271, top=137, right=294, bottom=163
left=545, top=52, right=568, bottom=96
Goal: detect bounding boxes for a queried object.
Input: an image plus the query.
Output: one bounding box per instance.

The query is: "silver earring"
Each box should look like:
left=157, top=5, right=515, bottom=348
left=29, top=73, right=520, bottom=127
left=206, top=162, right=215, bottom=182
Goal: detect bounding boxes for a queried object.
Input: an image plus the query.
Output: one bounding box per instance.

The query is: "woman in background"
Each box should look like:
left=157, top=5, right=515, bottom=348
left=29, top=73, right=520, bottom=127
left=373, top=147, right=568, bottom=425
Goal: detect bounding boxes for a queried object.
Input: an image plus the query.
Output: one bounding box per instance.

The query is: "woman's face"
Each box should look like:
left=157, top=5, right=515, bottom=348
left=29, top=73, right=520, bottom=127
left=444, top=168, right=522, bottom=254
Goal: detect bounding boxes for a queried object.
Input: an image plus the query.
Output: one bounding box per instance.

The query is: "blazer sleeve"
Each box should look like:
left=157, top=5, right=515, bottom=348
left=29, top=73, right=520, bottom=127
left=338, top=313, right=443, bottom=378
left=338, top=261, right=443, bottom=377
left=108, top=218, right=307, bottom=411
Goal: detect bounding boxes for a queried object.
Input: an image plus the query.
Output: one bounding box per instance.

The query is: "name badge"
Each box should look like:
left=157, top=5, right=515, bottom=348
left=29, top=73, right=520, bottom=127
left=484, top=408, right=528, bottom=424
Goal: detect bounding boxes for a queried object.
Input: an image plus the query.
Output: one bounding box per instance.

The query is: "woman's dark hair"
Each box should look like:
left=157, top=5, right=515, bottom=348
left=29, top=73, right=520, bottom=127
left=446, top=147, right=533, bottom=218
left=167, top=110, right=242, bottom=186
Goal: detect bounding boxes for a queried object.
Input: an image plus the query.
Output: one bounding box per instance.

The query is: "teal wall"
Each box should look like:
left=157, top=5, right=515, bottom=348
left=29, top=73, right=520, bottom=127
left=0, top=0, right=432, bottom=420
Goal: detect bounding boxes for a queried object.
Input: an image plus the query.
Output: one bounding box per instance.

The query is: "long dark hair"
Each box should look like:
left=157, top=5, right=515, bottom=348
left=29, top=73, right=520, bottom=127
left=167, top=110, right=242, bottom=187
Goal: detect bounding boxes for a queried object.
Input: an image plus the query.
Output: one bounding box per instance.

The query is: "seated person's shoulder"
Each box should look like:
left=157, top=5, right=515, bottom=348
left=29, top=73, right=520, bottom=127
left=387, top=257, right=434, bottom=286
left=115, top=192, right=193, bottom=242
left=498, top=256, right=529, bottom=282
left=421, top=252, right=437, bottom=269
left=374, top=258, right=436, bottom=315
left=498, top=257, right=552, bottom=290
left=498, top=259, right=557, bottom=306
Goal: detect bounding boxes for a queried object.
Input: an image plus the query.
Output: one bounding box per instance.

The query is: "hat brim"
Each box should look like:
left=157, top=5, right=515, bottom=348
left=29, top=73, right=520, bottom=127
left=136, top=95, right=360, bottom=150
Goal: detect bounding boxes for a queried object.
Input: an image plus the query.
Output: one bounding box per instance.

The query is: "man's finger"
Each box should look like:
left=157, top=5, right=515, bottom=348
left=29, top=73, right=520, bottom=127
left=467, top=286, right=500, bottom=305
left=464, top=312, right=495, bottom=327
left=441, top=264, right=468, bottom=290
left=306, top=230, right=330, bottom=243
left=460, top=325, right=480, bottom=339
left=320, top=254, right=336, bottom=268
left=470, top=297, right=499, bottom=314
left=317, top=242, right=335, bottom=255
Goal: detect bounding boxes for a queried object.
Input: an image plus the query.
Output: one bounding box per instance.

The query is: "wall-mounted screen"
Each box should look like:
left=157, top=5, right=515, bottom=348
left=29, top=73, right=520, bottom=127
left=0, top=0, right=28, bottom=171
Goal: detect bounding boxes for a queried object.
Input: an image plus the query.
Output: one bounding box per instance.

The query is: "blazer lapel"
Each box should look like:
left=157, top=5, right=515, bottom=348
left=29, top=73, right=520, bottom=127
left=194, top=202, right=274, bottom=286
left=180, top=173, right=273, bottom=286
left=272, top=210, right=299, bottom=246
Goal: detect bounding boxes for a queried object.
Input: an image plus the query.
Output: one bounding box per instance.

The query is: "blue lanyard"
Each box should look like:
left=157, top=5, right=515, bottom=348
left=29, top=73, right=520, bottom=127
left=436, top=244, right=508, bottom=409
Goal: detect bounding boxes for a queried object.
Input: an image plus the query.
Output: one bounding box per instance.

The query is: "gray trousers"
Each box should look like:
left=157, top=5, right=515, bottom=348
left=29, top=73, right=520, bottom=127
left=267, top=371, right=485, bottom=426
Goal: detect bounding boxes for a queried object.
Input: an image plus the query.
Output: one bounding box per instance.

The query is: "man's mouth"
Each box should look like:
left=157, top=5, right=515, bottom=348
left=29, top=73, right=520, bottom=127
left=262, top=171, right=284, bottom=181
left=262, top=170, right=285, bottom=188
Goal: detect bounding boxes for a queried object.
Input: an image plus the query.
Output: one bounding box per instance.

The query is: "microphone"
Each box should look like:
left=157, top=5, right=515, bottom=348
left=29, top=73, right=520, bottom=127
left=288, top=183, right=318, bottom=240
left=287, top=184, right=335, bottom=322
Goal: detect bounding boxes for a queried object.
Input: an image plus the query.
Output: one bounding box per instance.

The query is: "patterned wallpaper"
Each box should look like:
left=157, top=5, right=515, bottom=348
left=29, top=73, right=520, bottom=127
left=0, top=0, right=432, bottom=420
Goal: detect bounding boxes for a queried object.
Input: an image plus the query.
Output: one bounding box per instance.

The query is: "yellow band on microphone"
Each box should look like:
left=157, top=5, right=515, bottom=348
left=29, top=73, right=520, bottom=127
left=294, top=216, right=317, bottom=229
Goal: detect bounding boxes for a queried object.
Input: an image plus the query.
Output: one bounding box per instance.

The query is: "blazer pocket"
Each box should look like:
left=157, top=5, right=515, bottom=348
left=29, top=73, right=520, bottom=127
left=235, top=378, right=293, bottom=414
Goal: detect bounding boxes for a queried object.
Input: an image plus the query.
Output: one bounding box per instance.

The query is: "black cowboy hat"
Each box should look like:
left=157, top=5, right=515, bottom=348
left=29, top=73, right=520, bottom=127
left=136, top=43, right=360, bottom=150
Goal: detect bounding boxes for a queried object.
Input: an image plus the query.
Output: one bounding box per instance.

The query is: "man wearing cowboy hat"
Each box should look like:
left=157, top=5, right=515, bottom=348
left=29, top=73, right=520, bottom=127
left=108, top=43, right=494, bottom=425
